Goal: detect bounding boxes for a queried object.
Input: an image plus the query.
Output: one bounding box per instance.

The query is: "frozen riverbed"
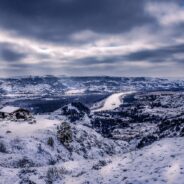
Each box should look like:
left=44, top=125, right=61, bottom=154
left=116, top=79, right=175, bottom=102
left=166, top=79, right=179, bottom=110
left=93, top=91, right=134, bottom=112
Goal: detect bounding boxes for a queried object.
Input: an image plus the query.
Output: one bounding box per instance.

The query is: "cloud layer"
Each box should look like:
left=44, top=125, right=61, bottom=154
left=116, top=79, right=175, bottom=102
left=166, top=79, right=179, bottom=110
left=0, top=0, right=184, bottom=77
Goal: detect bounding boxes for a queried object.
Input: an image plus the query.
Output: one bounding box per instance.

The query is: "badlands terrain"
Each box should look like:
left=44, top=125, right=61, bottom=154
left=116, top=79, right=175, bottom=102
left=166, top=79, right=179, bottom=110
left=0, top=76, right=184, bottom=184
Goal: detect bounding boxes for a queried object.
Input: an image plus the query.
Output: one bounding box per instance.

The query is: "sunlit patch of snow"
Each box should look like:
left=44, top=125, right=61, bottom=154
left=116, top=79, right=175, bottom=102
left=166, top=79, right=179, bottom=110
left=63, top=160, right=81, bottom=171
left=2, top=94, right=24, bottom=98
left=65, top=88, right=85, bottom=95
left=165, top=162, right=180, bottom=184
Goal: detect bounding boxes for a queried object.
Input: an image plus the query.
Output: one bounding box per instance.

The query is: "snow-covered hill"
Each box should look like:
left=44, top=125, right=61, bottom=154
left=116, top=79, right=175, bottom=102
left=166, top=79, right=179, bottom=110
left=0, top=115, right=130, bottom=184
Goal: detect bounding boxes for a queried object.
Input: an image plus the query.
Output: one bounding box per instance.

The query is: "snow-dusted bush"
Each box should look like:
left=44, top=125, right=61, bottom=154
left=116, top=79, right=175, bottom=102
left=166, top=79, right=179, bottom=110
left=19, top=179, right=36, bottom=184
left=137, top=135, right=158, bottom=148
left=47, top=137, right=54, bottom=147
left=15, top=157, right=35, bottom=168
left=45, top=167, right=68, bottom=184
left=57, top=122, right=72, bottom=147
left=0, top=142, right=7, bottom=153
left=92, top=160, right=110, bottom=170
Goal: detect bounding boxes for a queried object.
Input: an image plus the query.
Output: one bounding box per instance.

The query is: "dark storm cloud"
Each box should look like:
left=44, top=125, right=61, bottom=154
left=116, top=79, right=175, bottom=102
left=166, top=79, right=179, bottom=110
left=125, top=44, right=184, bottom=62
left=72, top=56, right=124, bottom=66
left=0, top=0, right=184, bottom=77
left=0, top=0, right=156, bottom=43
left=70, top=43, right=184, bottom=66
left=0, top=43, right=27, bottom=61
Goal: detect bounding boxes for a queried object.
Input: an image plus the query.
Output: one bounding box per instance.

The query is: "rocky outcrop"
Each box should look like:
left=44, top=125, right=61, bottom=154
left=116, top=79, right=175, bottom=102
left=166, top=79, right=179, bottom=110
left=91, top=117, right=128, bottom=138
left=54, top=102, right=90, bottom=122
left=137, top=135, right=158, bottom=149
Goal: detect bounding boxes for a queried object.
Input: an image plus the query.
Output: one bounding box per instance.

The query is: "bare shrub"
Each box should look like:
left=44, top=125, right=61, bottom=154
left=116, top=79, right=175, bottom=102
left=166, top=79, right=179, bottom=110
left=0, top=142, right=7, bottom=153
left=57, top=122, right=72, bottom=147
left=46, top=167, right=68, bottom=184
left=47, top=137, right=54, bottom=147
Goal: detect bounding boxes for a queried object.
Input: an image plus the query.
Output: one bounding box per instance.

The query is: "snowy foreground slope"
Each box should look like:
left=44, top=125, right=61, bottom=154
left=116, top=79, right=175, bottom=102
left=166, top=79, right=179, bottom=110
left=0, top=117, right=183, bottom=184
left=0, top=114, right=184, bottom=184
left=61, top=138, right=184, bottom=184
left=0, top=115, right=128, bottom=184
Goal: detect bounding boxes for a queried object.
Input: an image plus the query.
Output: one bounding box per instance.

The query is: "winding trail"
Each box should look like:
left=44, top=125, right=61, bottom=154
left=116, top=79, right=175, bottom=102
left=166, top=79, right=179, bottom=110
left=93, top=91, right=134, bottom=112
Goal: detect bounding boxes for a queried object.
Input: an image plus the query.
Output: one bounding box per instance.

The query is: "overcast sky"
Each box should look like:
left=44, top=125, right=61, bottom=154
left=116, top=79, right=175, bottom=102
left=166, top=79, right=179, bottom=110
left=0, top=0, right=184, bottom=77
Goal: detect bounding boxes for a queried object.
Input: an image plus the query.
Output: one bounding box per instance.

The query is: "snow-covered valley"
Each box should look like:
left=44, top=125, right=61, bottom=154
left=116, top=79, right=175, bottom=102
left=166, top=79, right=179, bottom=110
left=1, top=76, right=184, bottom=184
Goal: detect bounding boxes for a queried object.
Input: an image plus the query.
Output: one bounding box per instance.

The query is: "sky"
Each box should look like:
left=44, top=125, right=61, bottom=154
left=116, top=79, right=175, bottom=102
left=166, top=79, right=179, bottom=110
left=0, top=0, right=184, bottom=78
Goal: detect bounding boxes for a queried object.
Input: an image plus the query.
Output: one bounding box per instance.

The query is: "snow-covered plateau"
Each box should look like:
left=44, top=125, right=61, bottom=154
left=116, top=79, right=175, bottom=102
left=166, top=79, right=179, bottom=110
left=0, top=76, right=184, bottom=184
